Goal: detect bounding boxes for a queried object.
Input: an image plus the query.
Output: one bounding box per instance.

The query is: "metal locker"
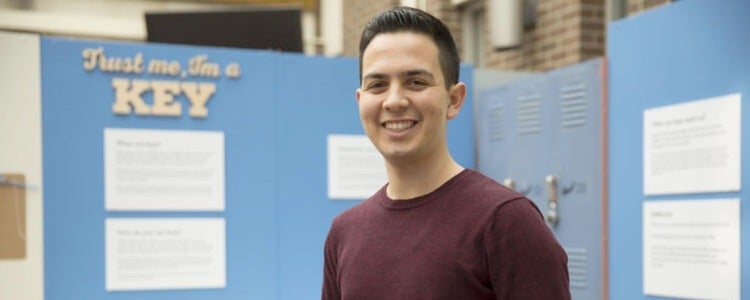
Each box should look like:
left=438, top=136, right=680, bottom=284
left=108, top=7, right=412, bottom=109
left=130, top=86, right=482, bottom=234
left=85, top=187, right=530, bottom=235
left=476, top=58, right=607, bottom=300
left=546, top=59, right=606, bottom=299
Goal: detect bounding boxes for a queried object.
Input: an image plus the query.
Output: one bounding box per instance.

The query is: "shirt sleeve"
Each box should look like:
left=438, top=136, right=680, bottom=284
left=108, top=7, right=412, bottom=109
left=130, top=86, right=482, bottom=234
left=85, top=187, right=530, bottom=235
left=485, top=198, right=571, bottom=300
left=321, top=223, right=341, bottom=300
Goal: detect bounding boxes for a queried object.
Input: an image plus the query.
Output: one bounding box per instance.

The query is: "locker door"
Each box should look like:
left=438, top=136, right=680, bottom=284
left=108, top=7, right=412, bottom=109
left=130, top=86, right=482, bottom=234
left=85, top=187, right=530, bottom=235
left=547, top=59, right=606, bottom=300
left=476, top=86, right=513, bottom=186
left=505, top=75, right=550, bottom=204
left=477, top=74, right=553, bottom=228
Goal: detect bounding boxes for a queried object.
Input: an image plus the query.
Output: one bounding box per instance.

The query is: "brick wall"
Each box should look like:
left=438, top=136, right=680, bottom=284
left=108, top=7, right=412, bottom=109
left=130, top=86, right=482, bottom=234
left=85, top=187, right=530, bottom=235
left=627, top=0, right=671, bottom=15
left=481, top=0, right=605, bottom=71
left=424, top=0, right=463, bottom=48
left=342, top=0, right=399, bottom=57
left=340, top=0, right=615, bottom=71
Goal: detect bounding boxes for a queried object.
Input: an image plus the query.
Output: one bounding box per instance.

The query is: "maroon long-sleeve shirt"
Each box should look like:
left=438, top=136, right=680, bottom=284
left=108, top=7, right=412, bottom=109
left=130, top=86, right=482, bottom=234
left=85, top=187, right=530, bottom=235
left=322, top=169, right=570, bottom=300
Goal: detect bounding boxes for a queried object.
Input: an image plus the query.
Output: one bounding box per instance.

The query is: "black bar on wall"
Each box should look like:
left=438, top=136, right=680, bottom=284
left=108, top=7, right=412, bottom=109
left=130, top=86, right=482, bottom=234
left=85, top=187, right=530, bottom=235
left=146, top=8, right=303, bottom=53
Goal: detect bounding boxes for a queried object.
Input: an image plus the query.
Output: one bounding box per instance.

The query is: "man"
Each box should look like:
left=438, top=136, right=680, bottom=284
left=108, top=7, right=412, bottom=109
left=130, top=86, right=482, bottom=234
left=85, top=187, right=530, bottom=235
left=322, top=7, right=570, bottom=300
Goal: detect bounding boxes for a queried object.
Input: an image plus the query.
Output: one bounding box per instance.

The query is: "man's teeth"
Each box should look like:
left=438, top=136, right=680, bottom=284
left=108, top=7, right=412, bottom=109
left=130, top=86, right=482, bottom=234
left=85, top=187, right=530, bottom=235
left=384, top=121, right=415, bottom=130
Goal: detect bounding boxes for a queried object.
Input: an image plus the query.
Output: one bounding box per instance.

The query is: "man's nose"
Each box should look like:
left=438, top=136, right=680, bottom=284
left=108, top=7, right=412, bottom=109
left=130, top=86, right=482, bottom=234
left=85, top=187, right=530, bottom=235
left=383, top=86, right=409, bottom=111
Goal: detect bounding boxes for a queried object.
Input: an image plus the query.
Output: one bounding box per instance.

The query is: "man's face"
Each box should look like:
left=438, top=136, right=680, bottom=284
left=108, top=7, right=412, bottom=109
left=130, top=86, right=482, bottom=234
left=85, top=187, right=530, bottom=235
left=357, top=32, right=464, bottom=164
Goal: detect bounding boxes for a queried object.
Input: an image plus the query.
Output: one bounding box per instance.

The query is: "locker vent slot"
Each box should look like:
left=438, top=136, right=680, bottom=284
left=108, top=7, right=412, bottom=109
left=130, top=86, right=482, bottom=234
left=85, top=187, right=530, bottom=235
left=561, top=84, right=587, bottom=128
left=565, top=247, right=588, bottom=290
left=517, top=94, right=541, bottom=135
left=488, top=106, right=505, bottom=142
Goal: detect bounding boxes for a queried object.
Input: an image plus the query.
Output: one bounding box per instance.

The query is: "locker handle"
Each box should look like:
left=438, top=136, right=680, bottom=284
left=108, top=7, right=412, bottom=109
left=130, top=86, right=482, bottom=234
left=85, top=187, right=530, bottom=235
left=545, top=175, right=559, bottom=227
left=502, top=178, right=516, bottom=190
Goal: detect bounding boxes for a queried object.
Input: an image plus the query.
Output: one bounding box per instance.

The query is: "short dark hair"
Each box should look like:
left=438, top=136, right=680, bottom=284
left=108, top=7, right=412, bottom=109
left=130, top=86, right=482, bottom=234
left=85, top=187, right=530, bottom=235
left=359, top=6, right=460, bottom=89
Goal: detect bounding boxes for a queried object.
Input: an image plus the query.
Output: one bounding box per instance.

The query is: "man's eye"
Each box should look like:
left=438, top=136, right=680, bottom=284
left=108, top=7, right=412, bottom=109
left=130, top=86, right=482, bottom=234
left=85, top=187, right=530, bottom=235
left=407, top=79, right=429, bottom=87
left=367, top=82, right=386, bottom=90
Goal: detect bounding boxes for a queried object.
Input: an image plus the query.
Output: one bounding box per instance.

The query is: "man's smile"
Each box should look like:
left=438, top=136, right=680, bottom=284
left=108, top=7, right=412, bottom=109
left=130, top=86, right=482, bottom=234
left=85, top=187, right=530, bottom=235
left=382, top=120, right=418, bottom=132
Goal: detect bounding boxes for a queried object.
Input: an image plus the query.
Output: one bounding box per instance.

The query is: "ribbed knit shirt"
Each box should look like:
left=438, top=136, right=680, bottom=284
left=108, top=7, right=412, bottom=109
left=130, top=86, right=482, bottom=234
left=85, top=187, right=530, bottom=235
left=322, top=169, right=570, bottom=300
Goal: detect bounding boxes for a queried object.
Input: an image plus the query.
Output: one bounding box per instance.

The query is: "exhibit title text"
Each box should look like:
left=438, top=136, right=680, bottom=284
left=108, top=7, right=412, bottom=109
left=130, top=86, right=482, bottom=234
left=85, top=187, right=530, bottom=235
left=82, top=47, right=242, bottom=118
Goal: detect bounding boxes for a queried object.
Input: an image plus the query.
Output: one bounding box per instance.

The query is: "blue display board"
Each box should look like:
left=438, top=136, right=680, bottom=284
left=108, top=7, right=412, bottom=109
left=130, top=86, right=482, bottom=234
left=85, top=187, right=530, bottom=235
left=607, top=0, right=750, bottom=299
left=42, top=37, right=280, bottom=299
left=41, top=37, right=475, bottom=299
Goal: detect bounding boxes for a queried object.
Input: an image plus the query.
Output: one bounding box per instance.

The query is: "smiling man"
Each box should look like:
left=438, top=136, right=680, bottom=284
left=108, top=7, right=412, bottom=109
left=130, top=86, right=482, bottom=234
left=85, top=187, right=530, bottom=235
left=322, top=7, right=571, bottom=300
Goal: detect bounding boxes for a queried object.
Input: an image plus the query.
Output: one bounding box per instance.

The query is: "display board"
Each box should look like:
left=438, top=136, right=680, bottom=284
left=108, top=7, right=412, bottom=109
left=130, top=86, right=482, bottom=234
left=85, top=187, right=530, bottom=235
left=607, top=0, right=749, bottom=299
left=40, top=36, right=475, bottom=299
left=42, top=36, right=279, bottom=299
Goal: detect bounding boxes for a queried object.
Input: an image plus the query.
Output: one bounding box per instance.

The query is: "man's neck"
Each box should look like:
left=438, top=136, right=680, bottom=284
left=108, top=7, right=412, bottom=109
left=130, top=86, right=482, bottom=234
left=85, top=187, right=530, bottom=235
left=384, top=154, right=464, bottom=200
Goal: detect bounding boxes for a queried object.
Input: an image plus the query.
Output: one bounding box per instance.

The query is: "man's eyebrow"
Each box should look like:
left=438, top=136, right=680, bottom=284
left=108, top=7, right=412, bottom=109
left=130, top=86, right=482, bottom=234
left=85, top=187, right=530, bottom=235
left=401, top=69, right=434, bottom=79
left=362, top=70, right=435, bottom=81
left=362, top=73, right=387, bottom=81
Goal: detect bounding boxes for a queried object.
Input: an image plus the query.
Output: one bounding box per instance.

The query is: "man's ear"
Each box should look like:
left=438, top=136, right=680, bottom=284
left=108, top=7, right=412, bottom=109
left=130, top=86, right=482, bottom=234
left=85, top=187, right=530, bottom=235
left=446, top=82, right=466, bottom=119
left=356, top=88, right=362, bottom=104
